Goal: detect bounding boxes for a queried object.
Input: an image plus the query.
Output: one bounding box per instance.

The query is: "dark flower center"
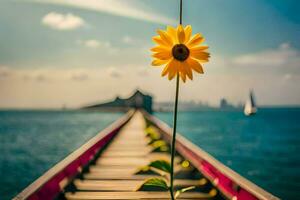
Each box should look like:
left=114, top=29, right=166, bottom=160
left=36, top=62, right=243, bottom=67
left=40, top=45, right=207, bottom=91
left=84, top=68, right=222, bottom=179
left=172, top=44, right=189, bottom=61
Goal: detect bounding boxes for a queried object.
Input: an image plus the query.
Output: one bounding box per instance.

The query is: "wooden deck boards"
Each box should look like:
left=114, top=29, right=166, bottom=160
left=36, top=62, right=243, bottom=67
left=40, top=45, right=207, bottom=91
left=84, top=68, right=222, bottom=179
left=64, top=112, right=213, bottom=200
left=65, top=191, right=212, bottom=200
left=74, top=179, right=204, bottom=191
left=84, top=173, right=162, bottom=180
left=96, top=157, right=150, bottom=166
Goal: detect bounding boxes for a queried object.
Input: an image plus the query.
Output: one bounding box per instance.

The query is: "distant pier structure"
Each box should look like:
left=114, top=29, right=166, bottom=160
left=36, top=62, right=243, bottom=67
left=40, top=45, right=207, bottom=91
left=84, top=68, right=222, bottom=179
left=82, top=90, right=153, bottom=113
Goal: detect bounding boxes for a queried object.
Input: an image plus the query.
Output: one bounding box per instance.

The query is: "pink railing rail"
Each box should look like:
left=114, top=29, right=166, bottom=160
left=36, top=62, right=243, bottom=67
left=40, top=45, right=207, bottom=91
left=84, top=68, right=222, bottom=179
left=143, top=111, right=279, bottom=200
left=14, top=110, right=134, bottom=200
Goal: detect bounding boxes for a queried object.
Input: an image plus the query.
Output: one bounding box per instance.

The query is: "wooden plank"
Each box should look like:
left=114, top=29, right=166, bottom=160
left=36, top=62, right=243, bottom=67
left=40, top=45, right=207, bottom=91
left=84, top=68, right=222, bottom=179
left=101, top=151, right=148, bottom=157
left=109, top=137, right=149, bottom=142
left=103, top=149, right=151, bottom=155
left=89, top=165, right=186, bottom=176
left=108, top=143, right=149, bottom=147
left=84, top=173, right=161, bottom=180
left=74, top=180, right=142, bottom=191
left=65, top=191, right=213, bottom=200
left=95, top=157, right=181, bottom=168
left=89, top=165, right=136, bottom=171
left=100, top=152, right=179, bottom=162
left=105, top=146, right=152, bottom=151
left=74, top=179, right=205, bottom=191
left=107, top=144, right=149, bottom=149
left=96, top=157, right=150, bottom=166
left=88, top=168, right=137, bottom=174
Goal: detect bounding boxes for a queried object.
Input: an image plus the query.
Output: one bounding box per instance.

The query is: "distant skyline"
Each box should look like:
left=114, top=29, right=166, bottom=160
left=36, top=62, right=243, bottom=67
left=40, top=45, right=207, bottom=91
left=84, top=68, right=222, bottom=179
left=0, top=0, right=300, bottom=108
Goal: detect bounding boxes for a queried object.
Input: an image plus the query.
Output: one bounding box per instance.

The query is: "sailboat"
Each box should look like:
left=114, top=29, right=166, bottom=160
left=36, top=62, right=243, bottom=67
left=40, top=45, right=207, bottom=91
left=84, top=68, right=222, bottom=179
left=244, top=90, right=257, bottom=116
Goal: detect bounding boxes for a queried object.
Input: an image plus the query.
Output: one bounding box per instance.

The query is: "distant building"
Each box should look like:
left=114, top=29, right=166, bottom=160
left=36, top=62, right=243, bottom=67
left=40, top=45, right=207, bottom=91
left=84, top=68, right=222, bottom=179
left=219, top=98, right=235, bottom=110
left=220, top=98, right=228, bottom=109
left=82, top=90, right=153, bottom=113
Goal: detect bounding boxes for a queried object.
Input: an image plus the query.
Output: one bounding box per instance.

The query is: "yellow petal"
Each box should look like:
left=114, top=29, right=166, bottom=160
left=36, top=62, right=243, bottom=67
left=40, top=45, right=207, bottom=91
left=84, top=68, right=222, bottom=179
left=152, top=51, right=172, bottom=60
left=151, top=46, right=170, bottom=52
left=176, top=61, right=186, bottom=82
left=187, top=58, right=204, bottom=74
left=152, top=59, right=169, bottom=66
left=164, top=59, right=177, bottom=80
left=167, top=26, right=177, bottom=43
left=172, top=59, right=181, bottom=73
left=177, top=25, right=185, bottom=44
left=168, top=66, right=177, bottom=80
left=187, top=33, right=205, bottom=47
left=157, top=30, right=173, bottom=47
left=152, top=36, right=170, bottom=47
left=179, top=71, right=186, bottom=82
left=184, top=25, right=192, bottom=43
left=178, top=61, right=192, bottom=81
left=161, top=64, right=171, bottom=77
left=190, top=51, right=210, bottom=62
left=184, top=62, right=193, bottom=80
left=190, top=45, right=209, bottom=51
left=161, top=60, right=174, bottom=76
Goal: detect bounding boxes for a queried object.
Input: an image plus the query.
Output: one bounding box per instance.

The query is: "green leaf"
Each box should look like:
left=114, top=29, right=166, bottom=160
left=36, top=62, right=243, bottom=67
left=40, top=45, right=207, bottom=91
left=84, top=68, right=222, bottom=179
left=137, top=178, right=169, bottom=191
left=134, top=166, right=161, bottom=175
left=149, top=160, right=171, bottom=173
left=175, top=186, right=196, bottom=199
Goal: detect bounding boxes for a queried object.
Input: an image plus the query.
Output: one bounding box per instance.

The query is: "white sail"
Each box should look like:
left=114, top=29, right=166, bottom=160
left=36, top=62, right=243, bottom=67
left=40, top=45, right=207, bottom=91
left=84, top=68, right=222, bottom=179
left=244, top=91, right=257, bottom=116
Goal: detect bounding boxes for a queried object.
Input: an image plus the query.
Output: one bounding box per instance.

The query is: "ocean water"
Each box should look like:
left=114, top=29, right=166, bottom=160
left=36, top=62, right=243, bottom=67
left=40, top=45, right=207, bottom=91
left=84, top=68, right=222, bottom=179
left=0, top=111, right=122, bottom=200
left=0, top=109, right=299, bottom=199
left=156, top=108, right=300, bottom=200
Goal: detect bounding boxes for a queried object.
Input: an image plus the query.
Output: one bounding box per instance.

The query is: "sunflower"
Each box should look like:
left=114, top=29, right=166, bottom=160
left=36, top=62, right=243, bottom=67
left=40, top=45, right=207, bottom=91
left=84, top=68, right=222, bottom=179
left=151, top=25, right=210, bottom=82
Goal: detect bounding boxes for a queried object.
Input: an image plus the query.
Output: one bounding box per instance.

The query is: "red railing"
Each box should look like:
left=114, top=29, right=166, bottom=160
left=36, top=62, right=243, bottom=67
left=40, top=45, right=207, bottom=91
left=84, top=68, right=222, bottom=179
left=14, top=110, right=134, bottom=200
left=144, top=112, right=279, bottom=200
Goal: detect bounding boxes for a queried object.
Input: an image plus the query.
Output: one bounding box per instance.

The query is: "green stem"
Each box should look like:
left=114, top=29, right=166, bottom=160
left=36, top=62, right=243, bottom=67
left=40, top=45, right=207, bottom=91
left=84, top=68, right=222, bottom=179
left=169, top=74, right=180, bottom=200
left=170, top=0, right=183, bottom=199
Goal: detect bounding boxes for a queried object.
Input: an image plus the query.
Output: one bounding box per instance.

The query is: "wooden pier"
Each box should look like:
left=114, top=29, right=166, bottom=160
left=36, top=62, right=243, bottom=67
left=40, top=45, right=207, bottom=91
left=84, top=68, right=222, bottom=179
left=65, top=112, right=214, bottom=199
left=14, top=110, right=279, bottom=200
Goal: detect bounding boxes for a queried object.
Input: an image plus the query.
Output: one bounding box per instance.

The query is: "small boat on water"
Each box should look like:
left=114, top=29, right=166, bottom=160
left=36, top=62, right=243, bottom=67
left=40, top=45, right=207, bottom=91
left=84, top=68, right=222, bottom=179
left=244, top=90, right=257, bottom=116
left=14, top=110, right=278, bottom=200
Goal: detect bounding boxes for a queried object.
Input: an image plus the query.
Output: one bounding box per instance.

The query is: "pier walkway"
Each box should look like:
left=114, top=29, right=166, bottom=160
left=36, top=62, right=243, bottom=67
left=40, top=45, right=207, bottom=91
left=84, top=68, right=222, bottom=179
left=64, top=111, right=214, bottom=199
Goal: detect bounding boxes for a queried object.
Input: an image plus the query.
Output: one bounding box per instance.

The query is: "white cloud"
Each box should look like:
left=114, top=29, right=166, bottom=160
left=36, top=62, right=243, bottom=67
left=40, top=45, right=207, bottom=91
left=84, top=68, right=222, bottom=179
left=122, top=36, right=134, bottom=44
left=83, top=40, right=100, bottom=48
left=232, top=42, right=299, bottom=68
left=32, top=0, right=175, bottom=25
left=107, top=67, right=122, bottom=78
left=42, top=12, right=85, bottom=30
left=81, top=39, right=111, bottom=48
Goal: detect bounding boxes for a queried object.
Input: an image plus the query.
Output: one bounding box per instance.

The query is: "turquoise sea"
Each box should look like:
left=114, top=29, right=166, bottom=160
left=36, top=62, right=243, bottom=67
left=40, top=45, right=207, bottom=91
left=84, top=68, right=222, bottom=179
left=0, top=109, right=299, bottom=200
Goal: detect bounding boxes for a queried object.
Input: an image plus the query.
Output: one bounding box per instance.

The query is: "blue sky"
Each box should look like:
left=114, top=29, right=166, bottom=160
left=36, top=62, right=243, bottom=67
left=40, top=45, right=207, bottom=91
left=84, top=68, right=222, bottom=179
left=0, top=0, right=299, bottom=108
